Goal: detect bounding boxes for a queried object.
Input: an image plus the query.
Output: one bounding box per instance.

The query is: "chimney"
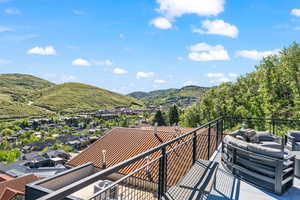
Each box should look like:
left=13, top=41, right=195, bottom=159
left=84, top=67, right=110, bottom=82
left=102, top=149, right=107, bottom=169
left=153, top=123, right=158, bottom=135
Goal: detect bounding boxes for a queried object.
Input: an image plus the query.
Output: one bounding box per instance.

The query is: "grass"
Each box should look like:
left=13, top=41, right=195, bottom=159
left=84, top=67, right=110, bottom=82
left=33, top=82, right=142, bottom=113
left=0, top=99, right=54, bottom=119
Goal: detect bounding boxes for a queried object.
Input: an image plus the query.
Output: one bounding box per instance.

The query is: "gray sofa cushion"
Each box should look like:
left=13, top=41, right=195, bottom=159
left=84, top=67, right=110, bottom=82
left=236, top=135, right=246, bottom=141
left=289, top=131, right=300, bottom=141
left=295, top=142, right=300, bottom=151
left=256, top=131, right=275, bottom=142
left=224, top=135, right=248, bottom=150
left=247, top=143, right=283, bottom=159
left=260, top=141, right=282, bottom=150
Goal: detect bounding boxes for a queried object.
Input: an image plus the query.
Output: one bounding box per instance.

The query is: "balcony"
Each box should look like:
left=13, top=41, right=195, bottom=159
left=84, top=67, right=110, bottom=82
left=25, top=117, right=300, bottom=200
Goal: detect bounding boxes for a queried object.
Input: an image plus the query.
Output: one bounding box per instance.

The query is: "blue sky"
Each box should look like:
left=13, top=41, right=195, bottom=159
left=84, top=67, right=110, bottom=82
left=0, top=0, right=300, bottom=94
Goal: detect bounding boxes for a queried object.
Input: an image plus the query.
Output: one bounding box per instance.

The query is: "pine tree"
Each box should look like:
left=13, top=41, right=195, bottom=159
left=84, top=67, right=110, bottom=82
left=169, top=105, right=179, bottom=125
left=153, top=110, right=166, bottom=126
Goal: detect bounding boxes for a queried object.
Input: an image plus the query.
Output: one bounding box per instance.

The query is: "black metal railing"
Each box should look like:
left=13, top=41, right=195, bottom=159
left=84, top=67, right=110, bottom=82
left=32, top=116, right=300, bottom=200
left=35, top=117, right=224, bottom=200
left=224, top=116, right=300, bottom=136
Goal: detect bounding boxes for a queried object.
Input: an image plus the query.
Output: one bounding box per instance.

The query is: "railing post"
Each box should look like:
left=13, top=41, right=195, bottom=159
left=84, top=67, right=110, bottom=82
left=207, top=123, right=211, bottom=160
left=158, top=147, right=167, bottom=199
left=192, top=131, right=197, bottom=164
left=220, top=118, right=223, bottom=140
left=272, top=118, right=276, bottom=135
left=216, top=119, right=219, bottom=149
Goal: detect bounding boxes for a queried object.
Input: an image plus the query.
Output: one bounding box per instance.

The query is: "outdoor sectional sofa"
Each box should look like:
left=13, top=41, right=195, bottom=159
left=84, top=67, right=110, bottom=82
left=286, top=131, right=300, bottom=151
left=222, top=130, right=295, bottom=194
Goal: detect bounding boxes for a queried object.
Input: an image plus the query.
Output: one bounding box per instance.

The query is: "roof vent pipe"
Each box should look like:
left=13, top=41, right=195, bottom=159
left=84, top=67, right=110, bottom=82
left=102, top=149, right=107, bottom=169
left=153, top=123, right=158, bottom=135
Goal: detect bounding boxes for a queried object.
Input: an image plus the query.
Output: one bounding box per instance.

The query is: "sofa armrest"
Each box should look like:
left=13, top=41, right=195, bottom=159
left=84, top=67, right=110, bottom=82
left=286, top=134, right=295, bottom=140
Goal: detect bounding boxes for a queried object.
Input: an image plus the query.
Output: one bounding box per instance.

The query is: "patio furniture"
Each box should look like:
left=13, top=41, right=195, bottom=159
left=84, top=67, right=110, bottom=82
left=290, top=151, right=300, bottom=178
left=286, top=131, right=300, bottom=151
left=222, top=130, right=295, bottom=195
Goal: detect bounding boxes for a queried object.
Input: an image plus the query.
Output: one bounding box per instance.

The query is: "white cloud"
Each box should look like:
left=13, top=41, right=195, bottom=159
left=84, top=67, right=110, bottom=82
left=92, top=59, right=113, bottom=67
left=188, top=42, right=230, bottom=61
left=156, top=0, right=224, bottom=18
left=62, top=75, right=76, bottom=82
left=113, top=68, right=128, bottom=74
left=72, top=58, right=91, bottom=66
left=154, top=79, right=167, bottom=84
left=228, top=73, right=238, bottom=77
left=0, top=25, right=13, bottom=32
left=73, top=10, right=86, bottom=15
left=193, top=19, right=238, bottom=38
left=291, top=8, right=300, bottom=17
left=4, top=8, right=21, bottom=15
left=236, top=49, right=280, bottom=60
left=183, top=80, right=194, bottom=86
left=216, top=77, right=230, bottom=83
left=0, top=58, right=11, bottom=65
left=136, top=72, right=155, bottom=79
left=206, top=73, right=224, bottom=78
left=27, top=46, right=57, bottom=55
left=150, top=17, right=172, bottom=29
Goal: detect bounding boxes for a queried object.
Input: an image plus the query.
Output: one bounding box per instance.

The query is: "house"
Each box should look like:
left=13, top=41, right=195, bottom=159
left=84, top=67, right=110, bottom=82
left=0, top=174, right=39, bottom=200
left=43, top=150, right=70, bottom=160
left=67, top=126, right=197, bottom=171
left=0, top=161, right=67, bottom=178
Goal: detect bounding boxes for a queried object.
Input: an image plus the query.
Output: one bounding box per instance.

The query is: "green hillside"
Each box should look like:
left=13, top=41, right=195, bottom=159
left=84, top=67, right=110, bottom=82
left=182, top=42, right=300, bottom=128
left=0, top=74, right=55, bottom=118
left=0, top=73, right=54, bottom=103
left=33, top=82, right=142, bottom=113
left=128, top=85, right=209, bottom=107
left=0, top=99, right=54, bottom=119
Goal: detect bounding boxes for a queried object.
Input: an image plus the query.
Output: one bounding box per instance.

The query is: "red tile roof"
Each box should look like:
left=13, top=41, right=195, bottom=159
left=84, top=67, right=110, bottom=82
left=0, top=174, right=13, bottom=183
left=68, top=127, right=217, bottom=186
left=68, top=127, right=189, bottom=168
left=0, top=174, right=39, bottom=200
left=0, top=187, right=23, bottom=200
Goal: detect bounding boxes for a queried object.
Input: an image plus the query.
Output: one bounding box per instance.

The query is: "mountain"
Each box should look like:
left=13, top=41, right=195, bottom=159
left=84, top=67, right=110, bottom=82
left=128, top=85, right=209, bottom=107
left=182, top=42, right=300, bottom=129
left=33, top=82, right=142, bottom=113
left=0, top=99, right=54, bottom=119
left=0, top=73, right=141, bottom=118
left=0, top=73, right=54, bottom=98
left=0, top=74, right=55, bottom=118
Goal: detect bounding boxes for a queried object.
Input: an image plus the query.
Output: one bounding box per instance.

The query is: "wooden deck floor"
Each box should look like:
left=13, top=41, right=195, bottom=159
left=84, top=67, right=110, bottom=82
left=163, top=160, right=218, bottom=200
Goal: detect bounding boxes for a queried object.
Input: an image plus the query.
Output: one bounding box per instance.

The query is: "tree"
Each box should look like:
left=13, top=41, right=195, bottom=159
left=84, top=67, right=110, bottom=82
left=182, top=42, right=300, bottom=135
left=1, top=128, right=14, bottom=136
left=153, top=110, right=166, bottom=126
left=169, top=105, right=179, bottom=125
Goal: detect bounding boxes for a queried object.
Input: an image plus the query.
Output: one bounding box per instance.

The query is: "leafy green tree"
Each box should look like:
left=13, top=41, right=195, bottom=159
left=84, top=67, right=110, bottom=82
left=0, top=149, right=21, bottom=164
left=1, top=128, right=14, bottom=136
left=169, top=105, right=179, bottom=125
left=182, top=42, right=300, bottom=134
left=153, top=110, right=166, bottom=126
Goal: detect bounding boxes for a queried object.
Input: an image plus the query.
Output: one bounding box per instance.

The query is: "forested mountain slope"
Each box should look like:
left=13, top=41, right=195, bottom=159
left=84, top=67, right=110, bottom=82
left=183, top=43, right=300, bottom=127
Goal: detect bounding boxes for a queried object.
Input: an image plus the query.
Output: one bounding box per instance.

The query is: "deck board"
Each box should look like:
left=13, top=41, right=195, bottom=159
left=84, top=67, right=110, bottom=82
left=162, top=160, right=218, bottom=200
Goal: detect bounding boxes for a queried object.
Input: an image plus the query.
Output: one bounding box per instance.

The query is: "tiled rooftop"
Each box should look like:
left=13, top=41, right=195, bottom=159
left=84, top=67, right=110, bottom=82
left=68, top=127, right=201, bottom=169
left=0, top=174, right=39, bottom=199
left=68, top=127, right=216, bottom=186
